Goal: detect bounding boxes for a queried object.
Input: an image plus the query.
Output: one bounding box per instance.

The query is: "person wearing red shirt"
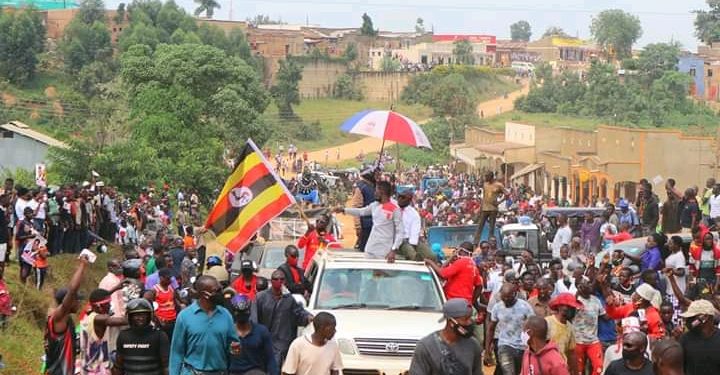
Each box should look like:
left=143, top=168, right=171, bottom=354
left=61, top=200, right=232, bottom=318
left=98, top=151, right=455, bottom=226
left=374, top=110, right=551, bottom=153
left=604, top=283, right=665, bottom=340
left=605, top=223, right=633, bottom=244
left=231, top=259, right=259, bottom=301
left=688, top=231, right=720, bottom=289
left=298, top=214, right=340, bottom=270
left=425, top=241, right=483, bottom=312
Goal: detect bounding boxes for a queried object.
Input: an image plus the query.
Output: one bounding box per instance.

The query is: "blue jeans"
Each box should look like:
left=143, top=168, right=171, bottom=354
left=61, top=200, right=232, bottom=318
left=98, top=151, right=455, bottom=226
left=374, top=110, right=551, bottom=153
left=497, top=345, right=523, bottom=375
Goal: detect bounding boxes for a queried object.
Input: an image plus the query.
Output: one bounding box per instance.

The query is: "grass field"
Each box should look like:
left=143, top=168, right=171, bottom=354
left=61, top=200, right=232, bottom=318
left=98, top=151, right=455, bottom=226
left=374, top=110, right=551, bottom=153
left=263, top=99, right=433, bottom=152
left=480, top=111, right=609, bottom=131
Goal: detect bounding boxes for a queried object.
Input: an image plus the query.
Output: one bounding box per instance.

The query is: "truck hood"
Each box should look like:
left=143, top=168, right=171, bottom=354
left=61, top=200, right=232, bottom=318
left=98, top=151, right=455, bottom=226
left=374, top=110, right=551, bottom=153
left=312, top=309, right=444, bottom=340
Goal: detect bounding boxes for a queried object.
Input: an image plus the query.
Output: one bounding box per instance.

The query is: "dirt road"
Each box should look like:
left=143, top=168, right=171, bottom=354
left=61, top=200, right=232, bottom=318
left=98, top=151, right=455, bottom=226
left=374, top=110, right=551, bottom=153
left=207, top=86, right=530, bottom=251
left=306, top=84, right=529, bottom=165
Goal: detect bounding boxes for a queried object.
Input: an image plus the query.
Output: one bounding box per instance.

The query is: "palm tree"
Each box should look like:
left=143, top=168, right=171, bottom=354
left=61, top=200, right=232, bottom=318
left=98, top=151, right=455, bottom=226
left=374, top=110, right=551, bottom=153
left=194, top=0, right=220, bottom=19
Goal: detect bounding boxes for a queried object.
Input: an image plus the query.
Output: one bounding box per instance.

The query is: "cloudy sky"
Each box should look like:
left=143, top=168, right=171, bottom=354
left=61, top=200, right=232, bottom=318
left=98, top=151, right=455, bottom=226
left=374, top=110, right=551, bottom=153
left=107, top=0, right=709, bottom=50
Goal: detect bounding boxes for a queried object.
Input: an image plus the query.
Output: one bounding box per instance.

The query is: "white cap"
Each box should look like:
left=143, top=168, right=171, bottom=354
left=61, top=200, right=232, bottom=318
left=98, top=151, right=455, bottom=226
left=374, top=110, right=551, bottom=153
left=96, top=181, right=105, bottom=187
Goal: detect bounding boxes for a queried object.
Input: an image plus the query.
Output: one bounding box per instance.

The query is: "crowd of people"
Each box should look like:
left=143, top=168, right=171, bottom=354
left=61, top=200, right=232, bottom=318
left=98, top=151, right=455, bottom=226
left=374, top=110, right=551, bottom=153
left=4, top=157, right=720, bottom=375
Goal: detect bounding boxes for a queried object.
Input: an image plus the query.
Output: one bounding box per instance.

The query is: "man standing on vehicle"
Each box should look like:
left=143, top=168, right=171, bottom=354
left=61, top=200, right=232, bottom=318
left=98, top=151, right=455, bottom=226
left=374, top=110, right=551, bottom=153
left=397, top=190, right=435, bottom=261
left=552, top=215, right=572, bottom=259
left=349, top=167, right=376, bottom=252
left=298, top=214, right=339, bottom=270
left=409, top=298, right=483, bottom=375
left=474, top=172, right=505, bottom=245
left=335, top=181, right=403, bottom=262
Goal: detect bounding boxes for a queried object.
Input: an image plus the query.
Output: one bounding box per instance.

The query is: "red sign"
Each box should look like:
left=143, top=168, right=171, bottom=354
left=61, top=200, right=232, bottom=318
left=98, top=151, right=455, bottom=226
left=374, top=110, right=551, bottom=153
left=432, top=35, right=497, bottom=44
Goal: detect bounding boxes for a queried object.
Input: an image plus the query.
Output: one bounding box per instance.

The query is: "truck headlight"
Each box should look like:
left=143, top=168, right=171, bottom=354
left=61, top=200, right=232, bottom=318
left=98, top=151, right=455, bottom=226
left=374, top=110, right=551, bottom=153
left=337, top=338, right=356, bottom=355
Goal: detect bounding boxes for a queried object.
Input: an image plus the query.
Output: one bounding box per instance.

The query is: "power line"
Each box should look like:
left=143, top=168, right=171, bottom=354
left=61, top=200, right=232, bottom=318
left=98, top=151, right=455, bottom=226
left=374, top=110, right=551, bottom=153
left=241, top=0, right=697, bottom=18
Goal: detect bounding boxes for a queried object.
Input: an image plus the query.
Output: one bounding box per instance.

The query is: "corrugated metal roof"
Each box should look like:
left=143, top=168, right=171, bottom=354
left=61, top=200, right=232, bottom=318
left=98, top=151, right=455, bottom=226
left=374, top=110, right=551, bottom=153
left=1, top=121, right=68, bottom=149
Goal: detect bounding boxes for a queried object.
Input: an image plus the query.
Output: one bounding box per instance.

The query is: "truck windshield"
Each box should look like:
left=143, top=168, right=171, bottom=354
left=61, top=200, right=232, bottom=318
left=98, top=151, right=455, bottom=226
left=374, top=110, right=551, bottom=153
left=501, top=230, right=539, bottom=252
left=315, top=268, right=444, bottom=311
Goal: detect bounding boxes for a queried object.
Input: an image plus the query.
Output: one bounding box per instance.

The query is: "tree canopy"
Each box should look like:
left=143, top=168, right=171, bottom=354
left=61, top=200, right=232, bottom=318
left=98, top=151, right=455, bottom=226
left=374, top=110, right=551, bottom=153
left=515, top=58, right=714, bottom=128
left=193, top=0, right=220, bottom=18
left=271, top=58, right=303, bottom=117
left=361, top=13, right=378, bottom=36
left=590, top=9, right=643, bottom=60
left=694, top=0, right=720, bottom=44
left=452, top=40, right=475, bottom=65
left=542, top=26, right=571, bottom=38
left=510, top=20, right=532, bottom=41
left=0, top=9, right=45, bottom=85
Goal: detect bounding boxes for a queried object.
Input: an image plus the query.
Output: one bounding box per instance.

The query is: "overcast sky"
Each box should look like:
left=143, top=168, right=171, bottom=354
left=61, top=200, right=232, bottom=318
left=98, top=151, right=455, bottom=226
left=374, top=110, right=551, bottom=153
left=107, top=0, right=709, bottom=50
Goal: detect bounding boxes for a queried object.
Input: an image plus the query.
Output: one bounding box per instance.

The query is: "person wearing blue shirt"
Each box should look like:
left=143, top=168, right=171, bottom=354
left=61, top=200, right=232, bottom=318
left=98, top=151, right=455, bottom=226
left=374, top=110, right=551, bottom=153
left=169, top=275, right=240, bottom=375
left=228, top=296, right=279, bottom=375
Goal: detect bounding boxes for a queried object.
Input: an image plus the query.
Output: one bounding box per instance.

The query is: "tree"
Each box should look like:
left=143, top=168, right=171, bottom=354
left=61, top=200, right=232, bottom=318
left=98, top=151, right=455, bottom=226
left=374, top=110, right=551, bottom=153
left=380, top=56, right=400, bottom=72
left=246, top=14, right=285, bottom=25
left=361, top=13, right=378, bottom=36
left=590, top=9, right=643, bottom=60
left=0, top=10, right=45, bottom=85
left=415, top=17, right=425, bottom=34
left=636, top=42, right=681, bottom=84
left=193, top=0, right=220, bottom=19
left=694, top=0, right=720, bottom=44
left=343, top=42, right=358, bottom=61
left=334, top=73, right=363, bottom=100
left=114, top=3, right=126, bottom=24
left=77, top=0, right=106, bottom=25
left=542, top=26, right=571, bottom=38
left=60, top=20, right=113, bottom=73
left=270, top=58, right=303, bottom=117
left=510, top=20, right=532, bottom=41
left=452, top=40, right=475, bottom=65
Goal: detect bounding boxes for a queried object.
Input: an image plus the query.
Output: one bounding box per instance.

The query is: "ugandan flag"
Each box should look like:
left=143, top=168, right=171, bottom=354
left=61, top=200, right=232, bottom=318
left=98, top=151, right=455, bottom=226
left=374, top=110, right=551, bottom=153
left=205, top=139, right=295, bottom=252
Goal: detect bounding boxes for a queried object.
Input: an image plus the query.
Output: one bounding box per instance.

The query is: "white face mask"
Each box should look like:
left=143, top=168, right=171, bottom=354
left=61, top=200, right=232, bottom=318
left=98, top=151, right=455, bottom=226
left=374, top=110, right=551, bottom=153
left=521, top=330, right=531, bottom=346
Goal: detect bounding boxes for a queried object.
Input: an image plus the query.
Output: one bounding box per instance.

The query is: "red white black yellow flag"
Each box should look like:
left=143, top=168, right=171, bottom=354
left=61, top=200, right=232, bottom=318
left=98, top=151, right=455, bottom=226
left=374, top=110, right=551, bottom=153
left=205, top=139, right=295, bottom=252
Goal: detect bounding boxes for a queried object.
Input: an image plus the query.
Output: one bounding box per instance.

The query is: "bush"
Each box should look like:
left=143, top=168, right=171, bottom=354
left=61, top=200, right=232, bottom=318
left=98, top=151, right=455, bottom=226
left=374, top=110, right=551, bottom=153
left=334, top=73, right=363, bottom=101
left=292, top=120, right=322, bottom=141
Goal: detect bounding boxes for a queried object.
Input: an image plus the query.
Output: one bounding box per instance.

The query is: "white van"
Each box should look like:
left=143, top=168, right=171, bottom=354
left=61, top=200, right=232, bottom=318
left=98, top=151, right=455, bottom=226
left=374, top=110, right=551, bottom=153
left=511, top=61, right=535, bottom=74
left=302, top=251, right=446, bottom=375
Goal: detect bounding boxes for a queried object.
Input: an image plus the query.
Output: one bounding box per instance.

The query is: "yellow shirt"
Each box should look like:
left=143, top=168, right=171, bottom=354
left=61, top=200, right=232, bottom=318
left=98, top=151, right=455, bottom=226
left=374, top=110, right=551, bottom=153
left=545, top=314, right=576, bottom=361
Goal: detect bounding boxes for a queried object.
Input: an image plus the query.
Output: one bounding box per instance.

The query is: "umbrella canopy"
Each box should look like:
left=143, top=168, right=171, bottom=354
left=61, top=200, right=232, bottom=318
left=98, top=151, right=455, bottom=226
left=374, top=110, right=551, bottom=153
left=340, top=110, right=432, bottom=149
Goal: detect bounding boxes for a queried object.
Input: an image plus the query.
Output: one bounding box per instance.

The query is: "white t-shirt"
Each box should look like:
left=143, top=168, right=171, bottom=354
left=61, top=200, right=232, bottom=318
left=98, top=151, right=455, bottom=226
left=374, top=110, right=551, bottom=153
left=552, top=226, right=572, bottom=258
left=282, top=334, right=343, bottom=375
left=664, top=251, right=687, bottom=295
left=710, top=194, right=720, bottom=218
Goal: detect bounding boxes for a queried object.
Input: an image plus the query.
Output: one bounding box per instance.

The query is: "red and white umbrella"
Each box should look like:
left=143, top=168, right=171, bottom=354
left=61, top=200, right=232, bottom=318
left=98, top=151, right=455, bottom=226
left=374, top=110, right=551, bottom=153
left=340, top=110, right=432, bottom=149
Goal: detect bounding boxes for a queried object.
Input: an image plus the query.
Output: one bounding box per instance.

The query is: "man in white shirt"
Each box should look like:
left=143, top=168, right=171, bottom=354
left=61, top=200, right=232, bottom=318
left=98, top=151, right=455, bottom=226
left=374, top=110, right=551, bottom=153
left=14, top=187, right=31, bottom=222
left=282, top=312, right=343, bottom=375
left=336, top=181, right=403, bottom=262
left=396, top=191, right=435, bottom=261
left=664, top=235, right=687, bottom=296
left=551, top=215, right=572, bottom=259
left=709, top=184, right=720, bottom=227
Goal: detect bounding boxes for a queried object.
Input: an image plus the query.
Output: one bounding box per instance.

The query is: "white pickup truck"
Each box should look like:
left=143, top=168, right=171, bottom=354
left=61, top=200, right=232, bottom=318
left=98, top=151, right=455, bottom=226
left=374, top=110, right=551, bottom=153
left=301, top=251, right=446, bottom=375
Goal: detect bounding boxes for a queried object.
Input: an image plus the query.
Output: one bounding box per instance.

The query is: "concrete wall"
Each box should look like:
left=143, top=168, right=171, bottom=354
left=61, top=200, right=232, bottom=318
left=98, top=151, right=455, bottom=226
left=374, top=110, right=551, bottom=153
left=505, top=122, right=536, bottom=146
left=297, top=61, right=349, bottom=99
left=356, top=71, right=413, bottom=102
left=465, top=127, right=504, bottom=146
left=0, top=134, right=51, bottom=171
left=641, top=133, right=715, bottom=190
left=297, top=61, right=415, bottom=102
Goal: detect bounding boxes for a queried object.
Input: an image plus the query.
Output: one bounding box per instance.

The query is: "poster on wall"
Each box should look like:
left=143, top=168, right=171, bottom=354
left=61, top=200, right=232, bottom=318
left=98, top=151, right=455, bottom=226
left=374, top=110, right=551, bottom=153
left=35, top=163, right=47, bottom=187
